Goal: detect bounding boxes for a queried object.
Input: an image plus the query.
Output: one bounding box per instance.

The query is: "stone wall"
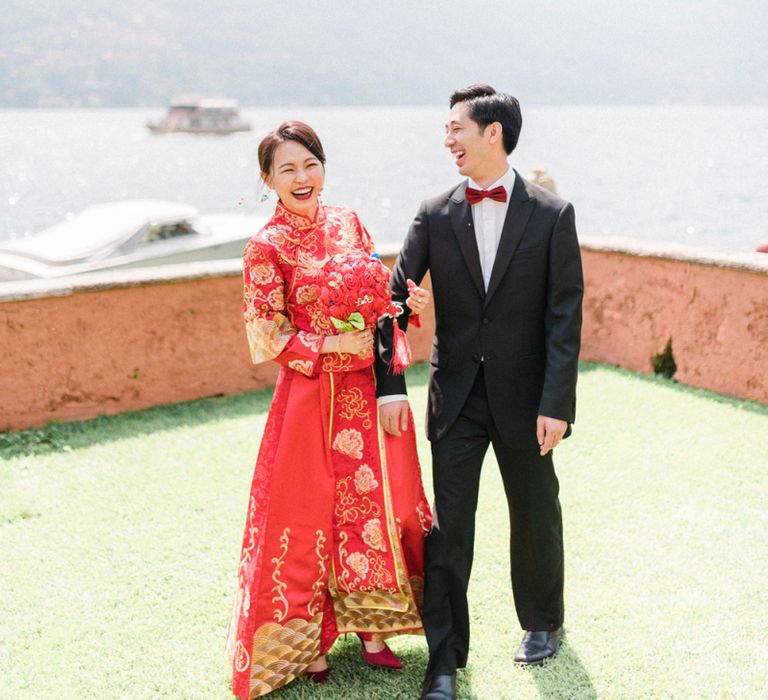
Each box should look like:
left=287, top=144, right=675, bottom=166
left=1, top=241, right=766, bottom=432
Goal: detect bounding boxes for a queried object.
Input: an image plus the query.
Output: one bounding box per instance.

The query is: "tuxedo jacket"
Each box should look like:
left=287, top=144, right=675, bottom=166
left=376, top=171, right=584, bottom=448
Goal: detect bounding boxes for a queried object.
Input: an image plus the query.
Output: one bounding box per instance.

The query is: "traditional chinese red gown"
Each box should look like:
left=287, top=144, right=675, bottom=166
left=225, top=202, right=431, bottom=699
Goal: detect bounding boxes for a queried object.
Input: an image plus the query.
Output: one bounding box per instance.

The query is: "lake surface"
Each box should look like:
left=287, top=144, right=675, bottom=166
left=2, top=105, right=767, bottom=252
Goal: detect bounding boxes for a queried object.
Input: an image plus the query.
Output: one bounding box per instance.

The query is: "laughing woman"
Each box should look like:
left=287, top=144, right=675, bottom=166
left=225, top=121, right=432, bottom=698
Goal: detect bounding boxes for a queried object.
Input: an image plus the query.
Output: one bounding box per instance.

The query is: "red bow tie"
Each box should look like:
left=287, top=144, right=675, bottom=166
left=465, top=185, right=507, bottom=205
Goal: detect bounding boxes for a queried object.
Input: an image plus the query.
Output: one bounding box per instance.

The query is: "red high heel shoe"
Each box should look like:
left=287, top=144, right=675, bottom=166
left=306, top=667, right=330, bottom=684
left=357, top=633, right=403, bottom=670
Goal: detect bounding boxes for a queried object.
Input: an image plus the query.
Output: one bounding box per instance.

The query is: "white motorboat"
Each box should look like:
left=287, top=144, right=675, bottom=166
left=0, top=200, right=266, bottom=281
left=147, top=97, right=251, bottom=134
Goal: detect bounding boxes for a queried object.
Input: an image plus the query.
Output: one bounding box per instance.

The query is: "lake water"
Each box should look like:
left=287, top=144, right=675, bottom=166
left=2, top=106, right=767, bottom=253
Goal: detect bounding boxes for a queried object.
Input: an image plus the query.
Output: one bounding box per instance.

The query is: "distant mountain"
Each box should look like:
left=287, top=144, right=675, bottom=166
left=2, top=0, right=766, bottom=107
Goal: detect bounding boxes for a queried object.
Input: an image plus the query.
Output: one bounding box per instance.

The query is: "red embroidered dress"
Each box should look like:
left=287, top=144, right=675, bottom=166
left=226, top=202, right=431, bottom=699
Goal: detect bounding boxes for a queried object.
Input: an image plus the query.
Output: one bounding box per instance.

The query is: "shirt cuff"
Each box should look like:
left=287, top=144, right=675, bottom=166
left=377, top=394, right=408, bottom=406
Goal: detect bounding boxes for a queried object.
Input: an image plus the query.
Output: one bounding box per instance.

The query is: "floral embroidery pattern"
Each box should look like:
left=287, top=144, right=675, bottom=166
left=362, top=518, right=387, bottom=552
left=334, top=476, right=380, bottom=525
left=354, top=464, right=379, bottom=494
left=347, top=551, right=370, bottom=580
left=338, top=387, right=372, bottom=429
left=321, top=352, right=353, bottom=373
left=332, top=428, right=364, bottom=459
left=249, top=262, right=276, bottom=285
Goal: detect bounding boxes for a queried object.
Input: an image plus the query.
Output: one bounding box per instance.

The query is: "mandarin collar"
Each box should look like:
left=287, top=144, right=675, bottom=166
left=274, top=200, right=327, bottom=230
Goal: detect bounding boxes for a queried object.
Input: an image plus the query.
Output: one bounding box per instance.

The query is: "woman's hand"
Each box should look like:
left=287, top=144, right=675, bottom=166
left=321, top=329, right=373, bottom=355
left=405, top=278, right=430, bottom=315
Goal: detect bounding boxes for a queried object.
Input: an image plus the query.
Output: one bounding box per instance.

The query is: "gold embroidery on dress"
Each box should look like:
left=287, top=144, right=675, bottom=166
left=295, top=284, right=318, bottom=304
left=332, top=576, right=424, bottom=632
left=307, top=529, right=328, bottom=616
left=354, top=464, right=379, bottom=494
left=271, top=528, right=290, bottom=622
left=238, top=496, right=259, bottom=617
left=322, top=352, right=353, bottom=373
left=246, top=313, right=296, bottom=364
left=337, top=387, right=372, bottom=429
left=234, top=639, right=250, bottom=673
left=335, top=476, right=381, bottom=525
left=245, top=615, right=322, bottom=698
left=305, top=302, right=334, bottom=333
left=417, top=503, right=431, bottom=533
left=327, top=209, right=359, bottom=248
left=362, top=518, right=387, bottom=552
left=336, top=530, right=355, bottom=587
left=287, top=359, right=314, bottom=376
left=332, top=428, right=364, bottom=459
left=346, top=551, right=370, bottom=582
left=366, top=550, right=395, bottom=589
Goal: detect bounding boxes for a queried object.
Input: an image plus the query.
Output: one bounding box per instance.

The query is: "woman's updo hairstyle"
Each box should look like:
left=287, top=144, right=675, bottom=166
left=258, top=121, right=326, bottom=178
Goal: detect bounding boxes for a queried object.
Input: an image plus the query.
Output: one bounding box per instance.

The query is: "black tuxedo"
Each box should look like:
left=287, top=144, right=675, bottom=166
left=376, top=171, right=583, bottom=675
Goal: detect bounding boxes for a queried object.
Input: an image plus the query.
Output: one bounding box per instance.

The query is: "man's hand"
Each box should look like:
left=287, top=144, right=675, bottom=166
left=405, top=278, right=430, bottom=315
left=537, top=415, right=568, bottom=456
left=379, top=400, right=410, bottom=437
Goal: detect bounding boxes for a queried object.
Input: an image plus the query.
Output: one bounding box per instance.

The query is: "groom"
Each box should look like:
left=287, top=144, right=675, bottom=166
left=376, top=84, right=583, bottom=700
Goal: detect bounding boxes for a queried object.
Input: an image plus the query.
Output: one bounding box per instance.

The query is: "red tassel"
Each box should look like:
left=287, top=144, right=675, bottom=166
left=408, top=313, right=421, bottom=328
left=390, top=324, right=412, bottom=375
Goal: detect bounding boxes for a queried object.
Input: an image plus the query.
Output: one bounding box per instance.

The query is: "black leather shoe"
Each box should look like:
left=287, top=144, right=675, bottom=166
left=514, top=627, right=563, bottom=665
left=420, top=673, right=457, bottom=700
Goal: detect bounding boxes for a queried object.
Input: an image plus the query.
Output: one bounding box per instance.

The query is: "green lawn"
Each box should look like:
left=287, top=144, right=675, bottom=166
left=2, top=363, right=767, bottom=699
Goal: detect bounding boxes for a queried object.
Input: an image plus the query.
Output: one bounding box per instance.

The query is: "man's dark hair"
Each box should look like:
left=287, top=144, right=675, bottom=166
left=449, top=84, right=522, bottom=154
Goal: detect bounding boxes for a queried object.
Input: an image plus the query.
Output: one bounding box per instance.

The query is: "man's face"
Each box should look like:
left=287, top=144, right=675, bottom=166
left=444, top=102, right=492, bottom=181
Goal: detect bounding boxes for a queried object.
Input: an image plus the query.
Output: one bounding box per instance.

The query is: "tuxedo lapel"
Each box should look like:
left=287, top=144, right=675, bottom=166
left=484, top=173, right=535, bottom=308
left=449, top=182, right=485, bottom=300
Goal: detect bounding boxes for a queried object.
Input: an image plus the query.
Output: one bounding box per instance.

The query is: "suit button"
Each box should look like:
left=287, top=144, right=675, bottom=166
left=482, top=317, right=490, bottom=325
left=472, top=353, right=481, bottom=363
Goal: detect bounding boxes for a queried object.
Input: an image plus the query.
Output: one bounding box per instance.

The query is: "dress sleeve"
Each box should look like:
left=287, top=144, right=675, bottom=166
left=352, top=210, right=376, bottom=255
left=242, top=238, right=324, bottom=377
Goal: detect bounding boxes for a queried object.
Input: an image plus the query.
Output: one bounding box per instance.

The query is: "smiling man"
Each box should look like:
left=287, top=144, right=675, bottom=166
left=376, top=84, right=584, bottom=700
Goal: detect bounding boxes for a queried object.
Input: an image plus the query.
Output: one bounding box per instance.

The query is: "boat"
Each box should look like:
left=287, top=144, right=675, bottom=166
left=0, top=200, right=266, bottom=281
left=147, top=96, right=251, bottom=134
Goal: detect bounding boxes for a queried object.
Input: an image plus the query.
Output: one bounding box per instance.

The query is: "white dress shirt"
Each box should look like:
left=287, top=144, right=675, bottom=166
left=467, top=166, right=516, bottom=290
left=379, top=167, right=515, bottom=406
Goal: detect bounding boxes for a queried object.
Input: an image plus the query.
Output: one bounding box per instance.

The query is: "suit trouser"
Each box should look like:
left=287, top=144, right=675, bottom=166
left=423, top=365, right=565, bottom=676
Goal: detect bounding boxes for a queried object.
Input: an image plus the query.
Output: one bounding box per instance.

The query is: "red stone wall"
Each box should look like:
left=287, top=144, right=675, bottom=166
left=0, top=257, right=434, bottom=431
left=1, top=245, right=766, bottom=432
left=580, top=247, right=768, bottom=403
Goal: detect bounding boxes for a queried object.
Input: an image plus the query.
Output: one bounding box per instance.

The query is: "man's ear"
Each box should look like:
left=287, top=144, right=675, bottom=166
left=488, top=121, right=503, bottom=145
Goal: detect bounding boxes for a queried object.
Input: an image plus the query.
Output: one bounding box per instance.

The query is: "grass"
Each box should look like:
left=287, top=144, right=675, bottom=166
left=2, top=362, right=767, bottom=699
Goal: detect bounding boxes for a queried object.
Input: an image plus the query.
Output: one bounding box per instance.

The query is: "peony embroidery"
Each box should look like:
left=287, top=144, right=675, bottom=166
left=249, top=263, right=276, bottom=285
left=332, top=428, right=364, bottom=459
left=354, top=464, right=379, bottom=494
left=295, top=285, right=319, bottom=304
left=347, top=551, right=369, bottom=579
left=362, top=518, right=387, bottom=552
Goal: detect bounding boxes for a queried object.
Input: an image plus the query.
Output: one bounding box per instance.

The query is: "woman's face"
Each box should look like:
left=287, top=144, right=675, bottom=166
left=265, top=140, right=324, bottom=219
